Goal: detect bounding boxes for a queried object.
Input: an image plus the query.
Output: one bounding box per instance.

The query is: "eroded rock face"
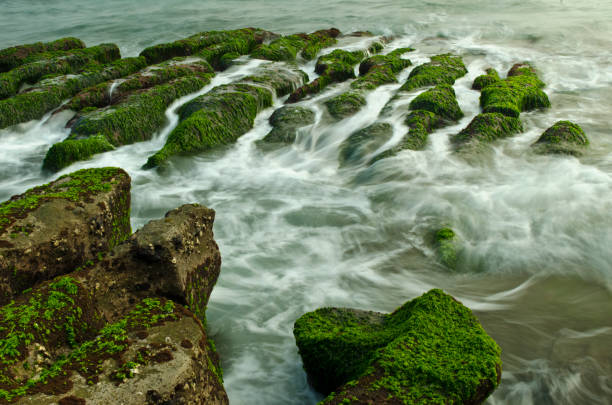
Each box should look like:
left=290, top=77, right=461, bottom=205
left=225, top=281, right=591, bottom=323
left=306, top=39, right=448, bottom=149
left=0, top=167, right=131, bottom=305
left=294, top=289, right=502, bottom=404
left=0, top=199, right=226, bottom=404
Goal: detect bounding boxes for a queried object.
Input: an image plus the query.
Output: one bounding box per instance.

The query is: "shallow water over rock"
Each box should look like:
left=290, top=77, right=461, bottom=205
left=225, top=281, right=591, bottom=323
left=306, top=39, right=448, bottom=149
left=1, top=2, right=612, bottom=404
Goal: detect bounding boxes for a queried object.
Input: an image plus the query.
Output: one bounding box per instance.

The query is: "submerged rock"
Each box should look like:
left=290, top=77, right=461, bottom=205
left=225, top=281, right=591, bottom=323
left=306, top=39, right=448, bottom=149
left=0, top=167, right=131, bottom=305
left=0, top=44, right=120, bottom=100
left=339, top=122, right=393, bottom=166
left=260, top=106, right=316, bottom=144
left=324, top=91, right=366, bottom=119
left=294, top=289, right=502, bottom=404
left=532, top=120, right=589, bottom=156
left=479, top=63, right=550, bottom=118
left=0, top=56, right=146, bottom=129
left=434, top=227, right=459, bottom=269
left=0, top=37, right=85, bottom=73
left=400, top=54, right=467, bottom=92
left=287, top=49, right=365, bottom=103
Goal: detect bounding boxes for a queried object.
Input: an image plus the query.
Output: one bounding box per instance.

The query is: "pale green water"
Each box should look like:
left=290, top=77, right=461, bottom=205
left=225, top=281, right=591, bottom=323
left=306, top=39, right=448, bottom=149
left=1, top=1, right=612, bottom=404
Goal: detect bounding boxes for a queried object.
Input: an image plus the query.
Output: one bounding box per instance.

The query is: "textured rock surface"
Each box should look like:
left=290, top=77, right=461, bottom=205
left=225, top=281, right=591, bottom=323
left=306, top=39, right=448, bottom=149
left=260, top=106, right=316, bottom=144
left=532, top=120, right=589, bottom=156
left=0, top=168, right=131, bottom=305
left=294, top=289, right=502, bottom=404
left=400, top=54, right=467, bottom=92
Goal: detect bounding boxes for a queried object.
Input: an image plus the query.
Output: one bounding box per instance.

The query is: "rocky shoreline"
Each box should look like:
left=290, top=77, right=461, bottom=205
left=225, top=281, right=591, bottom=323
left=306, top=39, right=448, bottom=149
left=0, top=26, right=591, bottom=404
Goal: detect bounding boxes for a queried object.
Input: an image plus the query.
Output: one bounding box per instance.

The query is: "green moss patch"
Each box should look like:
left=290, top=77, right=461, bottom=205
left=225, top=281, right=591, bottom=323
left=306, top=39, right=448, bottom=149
left=400, top=54, right=467, bottom=92
left=252, top=29, right=339, bottom=62
left=472, top=68, right=500, bottom=91
left=0, top=57, right=146, bottom=129
left=532, top=120, right=589, bottom=156
left=295, top=289, right=502, bottom=404
left=452, top=112, right=523, bottom=151
left=0, top=44, right=120, bottom=100
left=0, top=37, right=85, bottom=73
left=0, top=167, right=126, bottom=235
left=434, top=227, right=458, bottom=269
left=325, top=91, right=366, bottom=119
left=478, top=63, right=550, bottom=118
left=408, top=83, right=463, bottom=121
left=260, top=106, right=316, bottom=144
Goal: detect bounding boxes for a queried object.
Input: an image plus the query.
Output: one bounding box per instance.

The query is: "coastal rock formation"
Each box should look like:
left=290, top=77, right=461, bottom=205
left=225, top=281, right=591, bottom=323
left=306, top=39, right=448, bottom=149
left=0, top=167, right=131, bottom=305
left=400, top=54, right=467, bottom=92
left=0, top=169, right=226, bottom=404
left=452, top=112, right=523, bottom=151
left=0, top=37, right=85, bottom=73
left=531, top=120, right=589, bottom=156
left=260, top=106, right=316, bottom=144
left=294, top=289, right=502, bottom=404
left=251, top=28, right=339, bottom=61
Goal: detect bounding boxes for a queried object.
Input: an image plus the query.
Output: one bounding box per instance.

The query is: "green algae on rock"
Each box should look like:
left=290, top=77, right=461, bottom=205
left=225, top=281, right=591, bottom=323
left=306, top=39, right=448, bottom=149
left=0, top=37, right=85, bottom=73
left=43, top=75, right=210, bottom=172
left=400, top=54, right=467, bottom=92
left=145, top=63, right=308, bottom=168
left=324, top=91, right=366, bottom=119
left=294, top=289, right=502, bottom=404
left=339, top=122, right=393, bottom=166
left=140, top=28, right=275, bottom=65
left=472, top=68, right=501, bottom=91
left=478, top=63, right=550, bottom=118
left=0, top=56, right=146, bottom=130
left=0, top=168, right=131, bottom=304
left=287, top=49, right=365, bottom=103
left=260, top=106, right=316, bottom=144
left=251, top=28, right=340, bottom=62
left=0, top=44, right=121, bottom=100
left=409, top=83, right=463, bottom=121
left=452, top=112, right=523, bottom=151
left=66, top=58, right=213, bottom=111
left=434, top=227, right=459, bottom=269
left=532, top=120, right=589, bottom=156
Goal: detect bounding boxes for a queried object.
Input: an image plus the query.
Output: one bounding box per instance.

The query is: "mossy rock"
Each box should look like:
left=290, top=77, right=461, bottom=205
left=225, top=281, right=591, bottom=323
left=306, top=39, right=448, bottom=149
left=242, top=63, right=309, bottom=97
left=0, top=37, right=85, bottom=73
left=145, top=82, right=273, bottom=168
left=434, top=227, right=459, bottom=269
left=294, top=289, right=502, bottom=404
left=0, top=57, right=146, bottom=129
left=532, top=120, right=589, bottom=156
left=0, top=44, right=120, bottom=100
left=472, top=68, right=500, bottom=91
left=44, top=75, right=210, bottom=172
left=288, top=49, right=365, bottom=103
left=260, top=106, right=315, bottom=144
left=479, top=63, right=550, bottom=118
left=352, top=48, right=413, bottom=91
left=140, top=28, right=273, bottom=64
left=400, top=54, right=467, bottom=92
left=325, top=91, right=367, bottom=119
left=251, top=29, right=339, bottom=62
left=408, top=83, right=463, bottom=122
left=339, top=122, right=393, bottom=166
left=0, top=168, right=131, bottom=304
left=452, top=113, right=523, bottom=151
left=67, top=58, right=213, bottom=111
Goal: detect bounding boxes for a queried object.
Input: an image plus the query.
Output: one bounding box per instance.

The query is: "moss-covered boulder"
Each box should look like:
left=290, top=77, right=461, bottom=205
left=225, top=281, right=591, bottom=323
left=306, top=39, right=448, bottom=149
left=259, top=106, right=316, bottom=144
left=355, top=47, right=413, bottom=88
left=251, top=28, right=340, bottom=62
left=339, top=122, right=393, bottom=166
left=409, top=83, right=463, bottom=122
left=325, top=91, right=366, bottom=119
left=452, top=112, right=523, bottom=151
left=472, top=68, right=500, bottom=91
left=140, top=28, right=275, bottom=65
left=146, top=63, right=307, bottom=168
left=0, top=37, right=85, bottom=73
left=66, top=58, right=214, bottom=111
left=0, top=44, right=120, bottom=100
left=479, top=63, right=550, bottom=118
left=294, top=289, right=502, bottom=404
left=0, top=56, right=146, bottom=129
left=0, top=168, right=131, bottom=305
left=44, top=74, right=210, bottom=172
left=287, top=49, right=365, bottom=103
left=531, top=120, right=589, bottom=156
left=434, top=227, right=459, bottom=269
left=400, top=54, right=467, bottom=92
